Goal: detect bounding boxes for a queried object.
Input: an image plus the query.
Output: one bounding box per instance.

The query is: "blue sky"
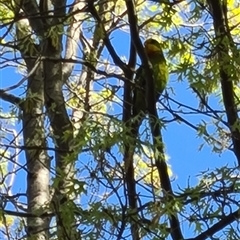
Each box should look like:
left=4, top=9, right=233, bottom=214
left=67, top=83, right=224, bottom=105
left=1, top=1, right=239, bottom=239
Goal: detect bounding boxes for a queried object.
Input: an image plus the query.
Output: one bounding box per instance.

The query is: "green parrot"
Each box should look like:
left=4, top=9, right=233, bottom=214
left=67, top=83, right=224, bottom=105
left=132, top=38, right=168, bottom=124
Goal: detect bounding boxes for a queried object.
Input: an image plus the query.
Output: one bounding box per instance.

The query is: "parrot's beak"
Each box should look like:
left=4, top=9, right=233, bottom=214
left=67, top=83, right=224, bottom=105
left=144, top=42, right=160, bottom=55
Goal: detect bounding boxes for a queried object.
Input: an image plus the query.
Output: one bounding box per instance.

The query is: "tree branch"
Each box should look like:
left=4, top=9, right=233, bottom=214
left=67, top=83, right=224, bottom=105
left=62, top=0, right=86, bottom=82
left=207, top=0, right=240, bottom=166
left=0, top=90, right=22, bottom=107
left=87, top=1, right=128, bottom=73
left=187, top=209, right=240, bottom=240
left=19, top=0, right=44, bottom=37
left=125, top=1, right=183, bottom=239
left=18, top=56, right=128, bottom=82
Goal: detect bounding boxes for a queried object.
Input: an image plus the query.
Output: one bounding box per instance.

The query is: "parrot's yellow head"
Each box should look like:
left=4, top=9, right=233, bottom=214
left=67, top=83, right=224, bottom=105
left=144, top=39, right=162, bottom=56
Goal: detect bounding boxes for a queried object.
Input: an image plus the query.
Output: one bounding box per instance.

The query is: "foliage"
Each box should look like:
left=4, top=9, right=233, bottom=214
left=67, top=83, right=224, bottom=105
left=0, top=0, right=240, bottom=239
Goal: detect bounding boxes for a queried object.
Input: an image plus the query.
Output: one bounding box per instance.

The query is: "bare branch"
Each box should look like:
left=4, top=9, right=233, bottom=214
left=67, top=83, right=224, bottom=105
left=187, top=209, right=240, bottom=240
left=87, top=1, right=128, bottom=73
left=207, top=0, right=240, bottom=166
left=0, top=90, right=22, bottom=107
left=2, top=57, right=41, bottom=92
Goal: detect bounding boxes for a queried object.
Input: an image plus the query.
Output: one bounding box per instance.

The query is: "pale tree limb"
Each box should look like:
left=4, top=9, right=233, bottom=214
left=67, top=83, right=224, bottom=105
left=38, top=0, right=80, bottom=239
left=62, top=0, right=86, bottom=82
left=15, top=7, right=51, bottom=240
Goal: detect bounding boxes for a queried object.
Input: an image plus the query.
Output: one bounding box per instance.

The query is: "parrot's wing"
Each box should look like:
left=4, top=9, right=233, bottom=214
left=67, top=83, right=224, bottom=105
left=150, top=56, right=168, bottom=101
